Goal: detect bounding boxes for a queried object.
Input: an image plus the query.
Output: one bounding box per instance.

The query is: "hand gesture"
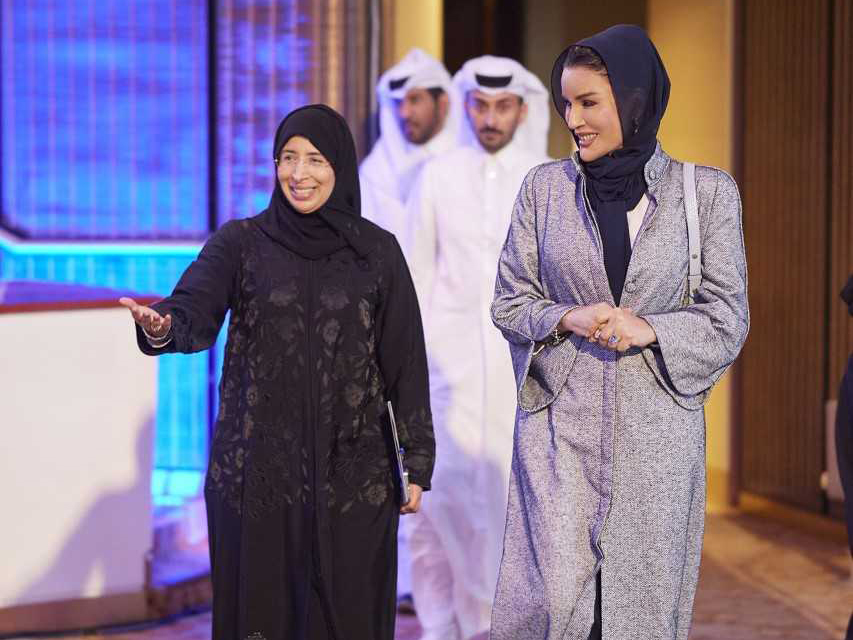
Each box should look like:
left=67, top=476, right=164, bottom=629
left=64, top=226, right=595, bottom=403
left=400, top=483, right=423, bottom=515
left=559, top=302, right=614, bottom=339
left=594, top=307, right=657, bottom=352
left=119, top=297, right=172, bottom=339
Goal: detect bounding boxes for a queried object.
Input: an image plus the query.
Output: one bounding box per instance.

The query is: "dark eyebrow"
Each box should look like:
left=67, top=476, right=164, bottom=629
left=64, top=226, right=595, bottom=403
left=573, top=92, right=599, bottom=100
left=281, top=148, right=325, bottom=158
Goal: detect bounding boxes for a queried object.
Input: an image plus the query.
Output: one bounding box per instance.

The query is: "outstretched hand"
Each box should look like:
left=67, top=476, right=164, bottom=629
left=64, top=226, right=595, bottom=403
left=119, top=297, right=172, bottom=338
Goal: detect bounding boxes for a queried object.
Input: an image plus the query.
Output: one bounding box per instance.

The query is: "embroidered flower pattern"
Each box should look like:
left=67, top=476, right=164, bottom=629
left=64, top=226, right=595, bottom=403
left=203, top=228, right=433, bottom=522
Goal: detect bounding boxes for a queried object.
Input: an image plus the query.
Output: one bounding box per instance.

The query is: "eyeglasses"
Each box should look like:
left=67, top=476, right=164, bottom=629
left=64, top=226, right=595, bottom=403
left=275, top=154, right=331, bottom=171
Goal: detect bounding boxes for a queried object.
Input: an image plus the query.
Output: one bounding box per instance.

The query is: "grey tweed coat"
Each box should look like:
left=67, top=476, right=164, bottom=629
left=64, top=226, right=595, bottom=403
left=489, top=144, right=749, bottom=639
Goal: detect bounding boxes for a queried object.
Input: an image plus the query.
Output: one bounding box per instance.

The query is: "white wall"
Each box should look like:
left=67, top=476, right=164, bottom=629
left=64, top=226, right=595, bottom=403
left=0, top=307, right=156, bottom=607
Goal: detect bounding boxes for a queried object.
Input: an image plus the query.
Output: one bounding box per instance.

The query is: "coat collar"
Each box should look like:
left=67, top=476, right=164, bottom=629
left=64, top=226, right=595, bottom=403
left=643, top=141, right=671, bottom=188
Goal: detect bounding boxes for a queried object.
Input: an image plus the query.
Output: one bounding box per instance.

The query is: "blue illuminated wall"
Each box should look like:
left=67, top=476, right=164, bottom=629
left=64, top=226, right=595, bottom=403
left=214, top=0, right=311, bottom=223
left=1, top=0, right=209, bottom=238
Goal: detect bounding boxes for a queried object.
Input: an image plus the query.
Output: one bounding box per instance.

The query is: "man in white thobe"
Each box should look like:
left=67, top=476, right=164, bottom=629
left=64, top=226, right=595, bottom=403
left=359, top=48, right=461, bottom=610
left=360, top=48, right=462, bottom=247
left=404, top=56, right=552, bottom=640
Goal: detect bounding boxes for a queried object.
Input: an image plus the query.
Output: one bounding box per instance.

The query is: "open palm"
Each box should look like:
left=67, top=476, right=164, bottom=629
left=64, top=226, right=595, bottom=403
left=119, top=297, right=172, bottom=338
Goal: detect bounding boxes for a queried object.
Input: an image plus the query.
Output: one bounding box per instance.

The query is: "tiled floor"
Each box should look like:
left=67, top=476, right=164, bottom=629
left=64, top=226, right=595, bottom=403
left=23, top=512, right=853, bottom=639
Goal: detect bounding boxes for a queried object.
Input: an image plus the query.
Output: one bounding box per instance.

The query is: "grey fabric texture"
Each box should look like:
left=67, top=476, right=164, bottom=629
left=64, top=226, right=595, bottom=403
left=489, top=143, right=749, bottom=639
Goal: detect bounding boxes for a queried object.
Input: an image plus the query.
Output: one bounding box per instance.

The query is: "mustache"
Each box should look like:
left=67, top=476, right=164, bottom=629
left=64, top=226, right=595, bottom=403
left=478, top=127, right=503, bottom=135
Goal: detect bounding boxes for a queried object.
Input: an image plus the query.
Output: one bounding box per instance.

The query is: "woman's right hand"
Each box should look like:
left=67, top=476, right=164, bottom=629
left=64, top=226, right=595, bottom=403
left=559, top=302, right=614, bottom=339
left=119, top=297, right=172, bottom=338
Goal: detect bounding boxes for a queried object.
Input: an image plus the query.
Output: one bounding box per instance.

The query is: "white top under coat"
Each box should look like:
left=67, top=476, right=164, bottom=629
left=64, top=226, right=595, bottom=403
left=628, top=193, right=650, bottom=248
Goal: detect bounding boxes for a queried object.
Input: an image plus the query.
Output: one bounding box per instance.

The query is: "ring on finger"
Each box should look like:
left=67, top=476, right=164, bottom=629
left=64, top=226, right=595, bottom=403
left=608, top=335, right=620, bottom=344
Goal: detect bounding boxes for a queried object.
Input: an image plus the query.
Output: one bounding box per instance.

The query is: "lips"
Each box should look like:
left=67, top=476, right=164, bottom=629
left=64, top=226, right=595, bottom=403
left=289, top=185, right=316, bottom=201
left=576, top=132, right=597, bottom=147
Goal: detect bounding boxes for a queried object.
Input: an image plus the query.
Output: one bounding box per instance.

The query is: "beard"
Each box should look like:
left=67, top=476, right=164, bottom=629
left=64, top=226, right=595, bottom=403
left=403, top=111, right=442, bottom=145
left=476, top=127, right=511, bottom=153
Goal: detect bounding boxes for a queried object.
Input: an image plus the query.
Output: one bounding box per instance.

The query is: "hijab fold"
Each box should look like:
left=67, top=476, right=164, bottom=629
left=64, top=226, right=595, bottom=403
left=550, top=25, right=670, bottom=305
left=256, top=104, right=369, bottom=260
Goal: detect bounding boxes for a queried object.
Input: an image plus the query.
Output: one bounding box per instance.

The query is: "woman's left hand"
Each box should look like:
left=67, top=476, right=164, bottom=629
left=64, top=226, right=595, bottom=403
left=400, top=484, right=423, bottom=515
left=594, top=307, right=657, bottom=352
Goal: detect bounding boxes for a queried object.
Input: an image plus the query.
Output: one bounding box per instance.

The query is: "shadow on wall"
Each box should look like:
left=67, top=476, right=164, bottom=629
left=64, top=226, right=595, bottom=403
left=12, top=416, right=154, bottom=624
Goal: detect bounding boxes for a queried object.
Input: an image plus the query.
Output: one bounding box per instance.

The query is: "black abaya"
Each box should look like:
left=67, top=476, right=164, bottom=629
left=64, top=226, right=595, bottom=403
left=134, top=107, right=435, bottom=640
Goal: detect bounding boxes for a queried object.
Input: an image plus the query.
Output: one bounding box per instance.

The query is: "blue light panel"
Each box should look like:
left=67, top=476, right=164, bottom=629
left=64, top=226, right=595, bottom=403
left=1, top=0, right=209, bottom=239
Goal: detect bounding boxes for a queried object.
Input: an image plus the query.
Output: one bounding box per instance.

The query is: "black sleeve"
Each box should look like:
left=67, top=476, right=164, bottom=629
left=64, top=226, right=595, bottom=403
left=136, top=220, right=241, bottom=356
left=375, top=236, right=435, bottom=490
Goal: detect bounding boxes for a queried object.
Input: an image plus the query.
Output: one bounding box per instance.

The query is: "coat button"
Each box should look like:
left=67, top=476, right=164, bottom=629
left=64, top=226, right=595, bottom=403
left=649, top=170, right=657, bottom=180
left=625, top=281, right=636, bottom=293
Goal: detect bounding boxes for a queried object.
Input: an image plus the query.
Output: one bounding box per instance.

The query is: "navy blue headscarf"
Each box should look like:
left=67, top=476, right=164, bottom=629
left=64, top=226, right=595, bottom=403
left=550, top=25, right=670, bottom=305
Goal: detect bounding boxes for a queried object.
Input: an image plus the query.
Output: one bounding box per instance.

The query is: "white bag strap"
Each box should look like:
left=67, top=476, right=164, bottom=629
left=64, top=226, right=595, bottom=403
left=683, top=162, right=701, bottom=302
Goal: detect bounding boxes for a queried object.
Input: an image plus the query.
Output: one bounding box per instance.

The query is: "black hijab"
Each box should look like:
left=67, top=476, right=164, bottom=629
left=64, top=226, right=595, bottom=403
left=550, top=25, right=670, bottom=305
left=256, top=104, right=368, bottom=260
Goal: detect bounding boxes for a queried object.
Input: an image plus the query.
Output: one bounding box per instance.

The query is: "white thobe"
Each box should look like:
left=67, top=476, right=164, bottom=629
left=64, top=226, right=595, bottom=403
left=360, top=132, right=454, bottom=249
left=404, top=139, right=550, bottom=640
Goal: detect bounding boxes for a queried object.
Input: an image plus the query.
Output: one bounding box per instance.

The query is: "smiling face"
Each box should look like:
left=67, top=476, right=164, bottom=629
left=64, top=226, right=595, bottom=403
left=464, top=89, right=528, bottom=153
left=560, top=65, right=623, bottom=162
left=276, top=135, right=336, bottom=214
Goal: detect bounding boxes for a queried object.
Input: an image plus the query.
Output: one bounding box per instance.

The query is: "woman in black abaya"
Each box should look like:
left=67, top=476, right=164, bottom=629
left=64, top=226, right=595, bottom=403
left=120, top=104, right=435, bottom=640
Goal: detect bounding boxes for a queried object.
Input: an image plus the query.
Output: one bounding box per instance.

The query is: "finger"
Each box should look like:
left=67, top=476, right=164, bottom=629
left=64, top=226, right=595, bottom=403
left=119, top=297, right=138, bottom=311
left=595, top=304, right=616, bottom=323
left=161, top=315, right=172, bottom=332
left=142, top=307, right=164, bottom=325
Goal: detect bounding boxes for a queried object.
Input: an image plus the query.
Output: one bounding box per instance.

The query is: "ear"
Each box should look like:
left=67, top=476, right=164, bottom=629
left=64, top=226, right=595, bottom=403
left=519, top=100, right=529, bottom=123
left=437, top=92, right=450, bottom=120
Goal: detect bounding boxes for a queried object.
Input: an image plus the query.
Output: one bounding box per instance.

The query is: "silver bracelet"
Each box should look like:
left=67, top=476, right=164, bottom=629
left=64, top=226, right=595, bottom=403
left=548, top=326, right=566, bottom=346
left=533, top=327, right=566, bottom=357
left=142, top=325, right=172, bottom=348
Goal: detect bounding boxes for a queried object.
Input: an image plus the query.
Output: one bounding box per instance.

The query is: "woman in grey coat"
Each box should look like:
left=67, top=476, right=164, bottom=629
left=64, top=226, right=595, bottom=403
left=489, top=26, right=749, bottom=640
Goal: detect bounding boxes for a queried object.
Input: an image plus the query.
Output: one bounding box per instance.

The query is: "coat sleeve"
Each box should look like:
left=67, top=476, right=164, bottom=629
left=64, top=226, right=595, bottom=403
left=135, top=220, right=241, bottom=356
left=375, top=236, right=436, bottom=490
left=405, top=163, right=439, bottom=313
left=490, top=167, right=580, bottom=412
left=640, top=169, right=749, bottom=406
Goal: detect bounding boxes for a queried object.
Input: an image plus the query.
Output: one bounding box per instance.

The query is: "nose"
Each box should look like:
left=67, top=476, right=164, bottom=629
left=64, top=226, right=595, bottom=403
left=566, top=104, right=583, bottom=130
left=484, top=108, right=497, bottom=128
left=398, top=101, right=412, bottom=121
left=292, top=159, right=309, bottom=181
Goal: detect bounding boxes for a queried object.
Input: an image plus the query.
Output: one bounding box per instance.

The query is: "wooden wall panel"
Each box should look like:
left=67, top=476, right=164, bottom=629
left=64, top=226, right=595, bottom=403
left=829, top=0, right=853, bottom=394
left=739, top=0, right=830, bottom=511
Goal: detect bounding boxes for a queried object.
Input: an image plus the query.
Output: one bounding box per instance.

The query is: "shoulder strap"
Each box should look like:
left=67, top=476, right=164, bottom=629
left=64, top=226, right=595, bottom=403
left=683, top=162, right=701, bottom=302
